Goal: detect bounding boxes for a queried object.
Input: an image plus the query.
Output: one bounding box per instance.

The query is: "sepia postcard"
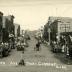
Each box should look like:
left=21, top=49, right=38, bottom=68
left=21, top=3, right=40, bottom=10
left=0, top=0, right=72, bottom=72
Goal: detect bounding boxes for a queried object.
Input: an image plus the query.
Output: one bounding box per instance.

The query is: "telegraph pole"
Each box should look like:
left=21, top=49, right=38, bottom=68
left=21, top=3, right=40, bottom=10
left=48, top=28, right=51, bottom=45
left=48, top=17, right=51, bottom=45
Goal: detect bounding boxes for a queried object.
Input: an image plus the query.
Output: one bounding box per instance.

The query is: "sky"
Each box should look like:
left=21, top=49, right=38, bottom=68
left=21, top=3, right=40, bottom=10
left=0, top=0, right=72, bottom=31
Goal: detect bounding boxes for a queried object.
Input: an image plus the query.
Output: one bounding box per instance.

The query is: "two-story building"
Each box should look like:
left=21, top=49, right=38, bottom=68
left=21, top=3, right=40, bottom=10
left=2, top=15, right=15, bottom=42
left=43, top=16, right=72, bottom=41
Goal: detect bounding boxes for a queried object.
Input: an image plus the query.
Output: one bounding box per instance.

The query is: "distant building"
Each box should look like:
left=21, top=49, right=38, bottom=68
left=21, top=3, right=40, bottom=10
left=14, top=24, right=20, bottom=37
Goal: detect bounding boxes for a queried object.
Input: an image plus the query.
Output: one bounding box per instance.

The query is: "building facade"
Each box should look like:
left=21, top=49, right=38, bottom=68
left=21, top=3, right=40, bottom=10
left=0, top=11, right=3, bottom=42
left=2, top=15, right=15, bottom=42
left=43, top=16, right=72, bottom=41
left=14, top=24, right=20, bottom=37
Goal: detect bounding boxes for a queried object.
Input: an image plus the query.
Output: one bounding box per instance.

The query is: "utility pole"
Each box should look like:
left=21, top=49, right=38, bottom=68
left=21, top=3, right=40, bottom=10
left=48, top=27, right=51, bottom=45
left=48, top=17, right=51, bottom=45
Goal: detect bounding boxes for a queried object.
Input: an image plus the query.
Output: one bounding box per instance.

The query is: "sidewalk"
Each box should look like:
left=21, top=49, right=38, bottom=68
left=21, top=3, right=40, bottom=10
left=43, top=40, right=72, bottom=65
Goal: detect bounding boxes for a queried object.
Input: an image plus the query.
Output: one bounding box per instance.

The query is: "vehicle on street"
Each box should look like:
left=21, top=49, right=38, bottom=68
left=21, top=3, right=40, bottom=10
left=16, top=42, right=25, bottom=51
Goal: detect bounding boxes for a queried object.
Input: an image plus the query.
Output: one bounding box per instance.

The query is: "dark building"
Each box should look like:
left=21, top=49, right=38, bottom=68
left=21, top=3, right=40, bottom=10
left=43, top=16, right=72, bottom=41
left=17, top=25, right=20, bottom=36
left=14, top=24, right=20, bottom=37
left=2, top=15, right=15, bottom=42
left=0, top=11, right=3, bottom=42
left=43, top=24, right=49, bottom=41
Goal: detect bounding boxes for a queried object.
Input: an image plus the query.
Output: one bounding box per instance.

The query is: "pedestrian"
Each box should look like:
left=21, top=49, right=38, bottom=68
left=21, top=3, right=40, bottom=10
left=35, top=41, right=41, bottom=51
left=18, top=50, right=25, bottom=66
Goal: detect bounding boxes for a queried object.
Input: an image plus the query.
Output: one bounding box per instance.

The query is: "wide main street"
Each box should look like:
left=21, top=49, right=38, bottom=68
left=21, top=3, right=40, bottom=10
left=0, top=32, right=72, bottom=72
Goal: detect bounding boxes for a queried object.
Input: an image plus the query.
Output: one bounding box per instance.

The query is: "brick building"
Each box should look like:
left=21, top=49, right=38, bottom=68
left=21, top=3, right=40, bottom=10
left=43, top=16, right=72, bottom=41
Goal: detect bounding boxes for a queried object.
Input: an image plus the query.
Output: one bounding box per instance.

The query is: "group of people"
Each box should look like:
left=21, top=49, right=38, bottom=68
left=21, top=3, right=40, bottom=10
left=52, top=34, right=72, bottom=57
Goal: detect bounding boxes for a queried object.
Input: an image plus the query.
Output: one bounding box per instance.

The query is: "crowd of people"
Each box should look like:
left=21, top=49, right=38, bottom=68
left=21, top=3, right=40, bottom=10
left=50, top=33, right=72, bottom=58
